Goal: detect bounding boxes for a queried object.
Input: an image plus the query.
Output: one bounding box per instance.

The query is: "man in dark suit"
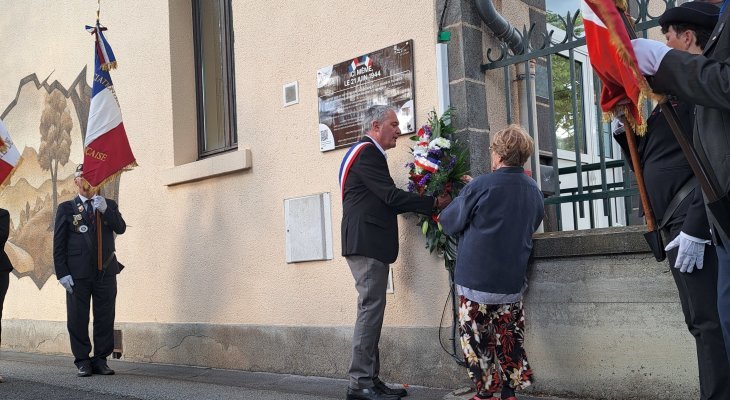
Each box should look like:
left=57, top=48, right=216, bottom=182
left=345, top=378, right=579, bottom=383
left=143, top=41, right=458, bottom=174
left=0, top=208, right=13, bottom=383
left=340, top=105, right=450, bottom=400
left=616, top=4, right=729, bottom=397
left=54, top=164, right=126, bottom=377
left=633, top=0, right=730, bottom=366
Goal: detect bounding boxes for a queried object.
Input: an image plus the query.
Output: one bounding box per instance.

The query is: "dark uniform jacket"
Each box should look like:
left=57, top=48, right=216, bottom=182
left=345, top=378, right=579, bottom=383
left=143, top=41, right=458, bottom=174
left=652, top=8, right=730, bottom=243
left=53, top=196, right=126, bottom=279
left=0, top=208, right=13, bottom=273
left=341, top=137, right=434, bottom=264
left=614, top=101, right=710, bottom=240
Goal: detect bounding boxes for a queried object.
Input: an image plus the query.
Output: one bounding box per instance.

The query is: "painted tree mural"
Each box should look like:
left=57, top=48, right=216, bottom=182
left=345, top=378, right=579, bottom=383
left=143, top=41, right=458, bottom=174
left=39, top=89, right=73, bottom=227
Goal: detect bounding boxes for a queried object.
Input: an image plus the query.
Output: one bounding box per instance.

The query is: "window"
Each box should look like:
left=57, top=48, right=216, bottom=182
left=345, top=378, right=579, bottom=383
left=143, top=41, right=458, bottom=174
left=544, top=9, right=628, bottom=230
left=192, top=0, right=237, bottom=158
left=551, top=54, right=587, bottom=154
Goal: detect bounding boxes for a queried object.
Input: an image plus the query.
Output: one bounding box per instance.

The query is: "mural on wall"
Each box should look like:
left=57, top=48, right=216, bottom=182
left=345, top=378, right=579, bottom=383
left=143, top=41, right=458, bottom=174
left=0, top=67, right=118, bottom=288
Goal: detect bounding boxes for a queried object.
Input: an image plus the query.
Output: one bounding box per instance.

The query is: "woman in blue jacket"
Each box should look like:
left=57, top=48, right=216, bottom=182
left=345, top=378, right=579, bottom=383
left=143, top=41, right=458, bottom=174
left=440, top=125, right=544, bottom=400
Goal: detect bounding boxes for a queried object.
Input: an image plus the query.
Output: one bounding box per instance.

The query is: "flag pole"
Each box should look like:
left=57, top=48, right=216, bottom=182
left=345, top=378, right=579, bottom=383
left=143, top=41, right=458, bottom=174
left=621, top=119, right=656, bottom=232
left=95, top=0, right=103, bottom=273
left=611, top=4, right=662, bottom=260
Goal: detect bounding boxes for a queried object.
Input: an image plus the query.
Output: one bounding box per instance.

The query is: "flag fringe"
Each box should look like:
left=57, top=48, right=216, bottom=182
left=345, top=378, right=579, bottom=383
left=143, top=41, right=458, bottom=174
left=101, top=61, right=117, bottom=71
left=601, top=103, right=646, bottom=135
left=588, top=0, right=661, bottom=136
left=90, top=160, right=138, bottom=191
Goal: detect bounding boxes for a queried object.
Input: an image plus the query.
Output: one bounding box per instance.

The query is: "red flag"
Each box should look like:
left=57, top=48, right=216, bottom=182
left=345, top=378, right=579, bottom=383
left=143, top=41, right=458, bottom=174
left=0, top=119, right=21, bottom=186
left=83, top=23, right=136, bottom=188
left=581, top=0, right=653, bottom=134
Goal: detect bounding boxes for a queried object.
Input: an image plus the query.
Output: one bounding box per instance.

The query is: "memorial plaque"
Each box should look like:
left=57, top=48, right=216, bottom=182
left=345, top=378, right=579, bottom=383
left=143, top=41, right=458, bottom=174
left=317, top=40, right=415, bottom=151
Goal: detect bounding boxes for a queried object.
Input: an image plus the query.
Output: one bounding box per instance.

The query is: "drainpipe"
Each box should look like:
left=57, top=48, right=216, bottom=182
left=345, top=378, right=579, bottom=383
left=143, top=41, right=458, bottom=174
left=475, top=0, right=541, bottom=186
left=436, top=41, right=450, bottom=115
left=474, top=0, right=525, bottom=55
left=516, top=61, right=541, bottom=189
left=476, top=0, right=543, bottom=232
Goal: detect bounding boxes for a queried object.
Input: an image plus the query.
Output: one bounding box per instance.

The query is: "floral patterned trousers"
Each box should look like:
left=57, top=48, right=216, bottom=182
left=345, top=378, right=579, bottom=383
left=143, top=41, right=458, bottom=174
left=458, top=296, right=533, bottom=396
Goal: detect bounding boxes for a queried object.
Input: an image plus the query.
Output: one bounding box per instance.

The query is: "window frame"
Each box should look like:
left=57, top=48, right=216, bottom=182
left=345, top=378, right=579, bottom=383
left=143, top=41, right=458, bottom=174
left=192, top=0, right=238, bottom=159
left=547, top=22, right=622, bottom=164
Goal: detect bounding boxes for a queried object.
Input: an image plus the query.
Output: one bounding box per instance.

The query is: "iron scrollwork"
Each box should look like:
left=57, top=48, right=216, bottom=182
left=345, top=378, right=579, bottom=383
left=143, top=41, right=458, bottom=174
left=482, top=0, right=676, bottom=71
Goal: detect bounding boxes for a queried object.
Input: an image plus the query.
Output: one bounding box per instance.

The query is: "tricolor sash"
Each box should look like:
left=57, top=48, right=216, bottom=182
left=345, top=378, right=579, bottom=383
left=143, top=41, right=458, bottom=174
left=338, top=142, right=373, bottom=200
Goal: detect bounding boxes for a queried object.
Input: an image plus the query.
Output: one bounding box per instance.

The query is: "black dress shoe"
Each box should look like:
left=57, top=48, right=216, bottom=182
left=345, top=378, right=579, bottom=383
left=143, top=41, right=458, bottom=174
left=373, top=378, right=407, bottom=397
left=346, top=386, right=400, bottom=400
left=91, top=363, right=115, bottom=375
left=77, top=364, right=92, bottom=377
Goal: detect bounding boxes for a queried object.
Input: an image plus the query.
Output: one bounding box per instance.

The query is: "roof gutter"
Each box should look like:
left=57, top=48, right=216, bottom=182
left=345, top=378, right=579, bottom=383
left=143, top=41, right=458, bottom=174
left=475, top=0, right=525, bottom=55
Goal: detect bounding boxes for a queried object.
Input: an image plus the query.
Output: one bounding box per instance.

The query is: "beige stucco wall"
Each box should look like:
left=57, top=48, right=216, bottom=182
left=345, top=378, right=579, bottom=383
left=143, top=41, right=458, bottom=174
left=1, top=1, right=452, bottom=327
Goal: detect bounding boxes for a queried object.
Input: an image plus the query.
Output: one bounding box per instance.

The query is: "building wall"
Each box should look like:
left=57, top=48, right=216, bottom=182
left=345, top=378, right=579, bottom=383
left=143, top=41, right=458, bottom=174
left=0, top=1, right=705, bottom=398
left=1, top=0, right=451, bottom=326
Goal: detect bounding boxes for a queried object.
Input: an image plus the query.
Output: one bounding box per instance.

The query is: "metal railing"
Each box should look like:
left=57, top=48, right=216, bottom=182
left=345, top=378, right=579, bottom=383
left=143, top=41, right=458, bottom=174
left=481, top=0, right=676, bottom=231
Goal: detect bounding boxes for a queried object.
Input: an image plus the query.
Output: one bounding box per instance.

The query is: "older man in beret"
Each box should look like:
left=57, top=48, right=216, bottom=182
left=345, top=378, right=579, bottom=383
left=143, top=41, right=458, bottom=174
left=633, top=0, right=730, bottom=374
left=627, top=2, right=730, bottom=397
left=54, top=164, right=126, bottom=377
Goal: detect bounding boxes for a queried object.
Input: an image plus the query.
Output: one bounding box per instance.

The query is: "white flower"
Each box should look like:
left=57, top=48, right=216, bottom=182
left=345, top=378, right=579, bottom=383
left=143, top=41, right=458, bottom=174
left=428, top=137, right=451, bottom=150
left=413, top=146, right=428, bottom=157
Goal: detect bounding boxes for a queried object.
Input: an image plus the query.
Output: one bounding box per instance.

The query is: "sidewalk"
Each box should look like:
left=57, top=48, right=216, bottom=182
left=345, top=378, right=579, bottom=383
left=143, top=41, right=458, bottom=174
left=0, top=351, right=584, bottom=399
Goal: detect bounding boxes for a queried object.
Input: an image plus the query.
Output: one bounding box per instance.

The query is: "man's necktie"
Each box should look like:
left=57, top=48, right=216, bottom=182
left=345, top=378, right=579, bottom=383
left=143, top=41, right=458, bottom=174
left=85, top=200, right=95, bottom=225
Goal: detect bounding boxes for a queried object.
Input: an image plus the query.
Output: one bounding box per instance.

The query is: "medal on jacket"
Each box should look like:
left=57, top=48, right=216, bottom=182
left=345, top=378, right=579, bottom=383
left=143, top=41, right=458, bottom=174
left=79, top=225, right=88, bottom=233
left=72, top=214, right=82, bottom=226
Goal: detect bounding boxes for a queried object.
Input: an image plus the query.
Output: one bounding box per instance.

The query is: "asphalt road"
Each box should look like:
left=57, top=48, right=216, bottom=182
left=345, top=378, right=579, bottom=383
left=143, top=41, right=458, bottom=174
left=0, top=351, right=583, bottom=400
left=0, top=351, right=450, bottom=400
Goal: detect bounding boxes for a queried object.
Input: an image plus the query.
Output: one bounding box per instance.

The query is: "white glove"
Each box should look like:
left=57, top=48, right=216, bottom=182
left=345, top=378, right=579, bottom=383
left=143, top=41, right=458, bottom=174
left=611, top=118, right=625, bottom=136
left=92, top=195, right=107, bottom=213
left=664, top=232, right=711, bottom=273
left=59, top=275, right=74, bottom=294
left=631, top=38, right=671, bottom=76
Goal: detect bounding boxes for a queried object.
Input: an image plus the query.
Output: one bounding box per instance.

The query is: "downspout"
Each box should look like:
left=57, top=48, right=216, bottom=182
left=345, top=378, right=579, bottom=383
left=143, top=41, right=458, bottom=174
left=475, top=1, right=541, bottom=183
left=476, top=0, right=543, bottom=232
left=474, top=0, right=525, bottom=55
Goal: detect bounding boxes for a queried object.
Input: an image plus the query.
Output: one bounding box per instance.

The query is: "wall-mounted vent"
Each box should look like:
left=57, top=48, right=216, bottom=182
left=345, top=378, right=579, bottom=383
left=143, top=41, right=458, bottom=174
left=283, top=81, right=299, bottom=107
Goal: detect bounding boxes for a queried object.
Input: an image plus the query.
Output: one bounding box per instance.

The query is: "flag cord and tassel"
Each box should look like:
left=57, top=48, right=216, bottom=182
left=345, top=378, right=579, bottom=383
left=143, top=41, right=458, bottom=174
left=588, top=0, right=662, bottom=135
left=87, top=0, right=117, bottom=72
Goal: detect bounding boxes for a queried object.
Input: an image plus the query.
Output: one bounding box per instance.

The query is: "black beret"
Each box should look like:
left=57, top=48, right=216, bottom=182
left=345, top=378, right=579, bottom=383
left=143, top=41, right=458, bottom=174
left=75, top=164, right=83, bottom=177
left=659, top=2, right=720, bottom=31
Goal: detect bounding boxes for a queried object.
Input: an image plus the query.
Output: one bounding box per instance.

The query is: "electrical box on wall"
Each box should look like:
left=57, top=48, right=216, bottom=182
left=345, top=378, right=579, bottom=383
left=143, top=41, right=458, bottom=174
left=284, top=192, right=333, bottom=263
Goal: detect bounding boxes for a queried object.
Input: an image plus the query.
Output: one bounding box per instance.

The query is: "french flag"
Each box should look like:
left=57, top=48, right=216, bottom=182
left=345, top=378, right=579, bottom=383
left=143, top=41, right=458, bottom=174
left=581, top=0, right=651, bottom=133
left=83, top=23, right=136, bottom=188
left=0, top=119, right=21, bottom=186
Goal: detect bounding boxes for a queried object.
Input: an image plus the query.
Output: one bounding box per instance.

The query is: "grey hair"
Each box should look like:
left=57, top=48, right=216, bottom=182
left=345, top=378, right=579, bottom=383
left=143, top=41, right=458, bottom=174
left=361, top=105, right=397, bottom=137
